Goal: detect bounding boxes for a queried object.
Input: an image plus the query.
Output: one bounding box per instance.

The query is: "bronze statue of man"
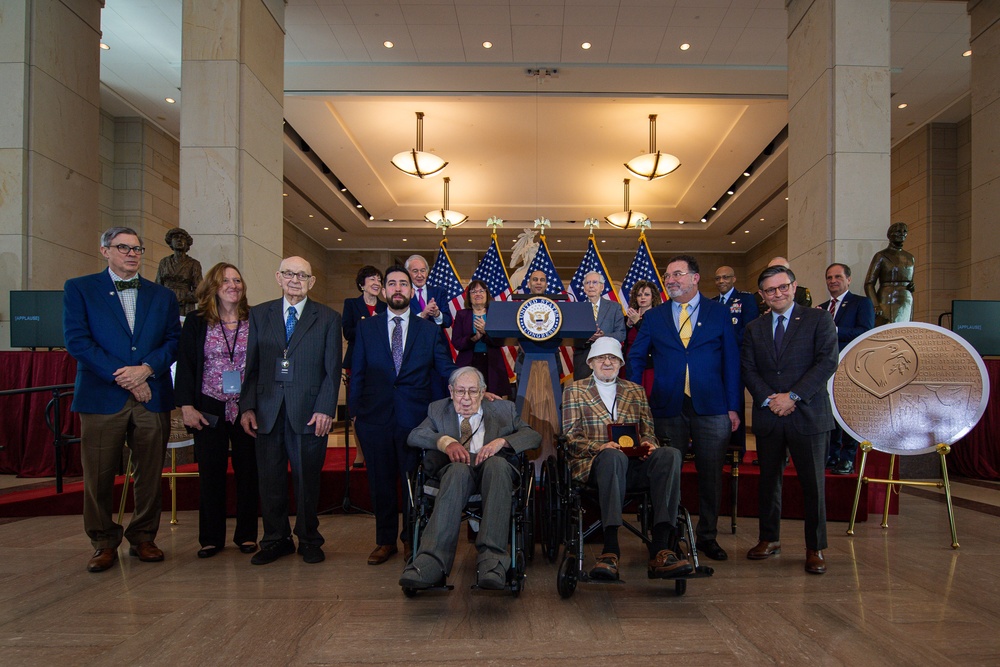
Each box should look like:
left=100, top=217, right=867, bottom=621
left=155, top=228, right=202, bottom=316
left=865, top=222, right=915, bottom=326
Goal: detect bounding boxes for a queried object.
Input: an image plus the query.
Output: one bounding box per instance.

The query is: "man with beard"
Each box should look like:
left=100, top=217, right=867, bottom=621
left=350, top=265, right=456, bottom=565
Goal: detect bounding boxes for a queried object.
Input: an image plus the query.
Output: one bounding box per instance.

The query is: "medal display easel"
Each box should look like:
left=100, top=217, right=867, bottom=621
left=830, top=323, right=989, bottom=549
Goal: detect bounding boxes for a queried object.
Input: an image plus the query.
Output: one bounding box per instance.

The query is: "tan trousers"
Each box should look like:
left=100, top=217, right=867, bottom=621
left=80, top=398, right=170, bottom=549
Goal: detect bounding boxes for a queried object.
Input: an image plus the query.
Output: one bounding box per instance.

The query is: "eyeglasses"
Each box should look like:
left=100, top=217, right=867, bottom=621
left=469, top=288, right=487, bottom=295
left=279, top=270, right=312, bottom=281
left=592, top=354, right=622, bottom=364
left=664, top=271, right=690, bottom=280
left=583, top=280, right=603, bottom=286
left=452, top=388, right=482, bottom=398
left=762, top=282, right=793, bottom=297
left=714, top=274, right=734, bottom=281
left=106, top=244, right=145, bottom=255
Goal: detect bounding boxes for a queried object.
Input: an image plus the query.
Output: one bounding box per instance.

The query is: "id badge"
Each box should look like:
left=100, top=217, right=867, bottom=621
left=222, top=370, right=242, bottom=394
left=274, top=358, right=294, bottom=382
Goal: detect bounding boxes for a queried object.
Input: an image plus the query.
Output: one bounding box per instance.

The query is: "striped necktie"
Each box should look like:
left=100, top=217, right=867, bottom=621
left=680, top=303, right=692, bottom=396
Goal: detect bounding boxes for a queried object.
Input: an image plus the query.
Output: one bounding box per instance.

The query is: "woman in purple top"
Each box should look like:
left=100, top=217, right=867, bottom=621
left=452, top=280, right=512, bottom=398
left=175, top=263, right=259, bottom=558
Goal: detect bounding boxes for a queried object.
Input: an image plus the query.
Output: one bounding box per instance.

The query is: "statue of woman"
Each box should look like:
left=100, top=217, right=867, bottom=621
left=865, top=222, right=915, bottom=326
left=155, top=228, right=203, bottom=316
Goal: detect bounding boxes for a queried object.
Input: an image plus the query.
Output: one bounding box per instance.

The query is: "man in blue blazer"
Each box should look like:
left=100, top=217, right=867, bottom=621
left=817, top=263, right=875, bottom=475
left=240, top=256, right=342, bottom=565
left=627, top=256, right=741, bottom=561
left=64, top=226, right=180, bottom=572
left=573, top=271, right=626, bottom=379
left=405, top=254, right=453, bottom=328
left=351, top=265, right=456, bottom=565
left=713, top=265, right=760, bottom=462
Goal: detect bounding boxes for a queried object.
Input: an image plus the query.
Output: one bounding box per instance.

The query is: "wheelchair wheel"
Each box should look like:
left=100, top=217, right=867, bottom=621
left=402, top=587, right=418, bottom=598
left=539, top=457, right=562, bottom=563
left=556, top=550, right=578, bottom=599
left=510, top=551, right=526, bottom=598
left=521, top=476, right=536, bottom=562
left=674, top=578, right=687, bottom=597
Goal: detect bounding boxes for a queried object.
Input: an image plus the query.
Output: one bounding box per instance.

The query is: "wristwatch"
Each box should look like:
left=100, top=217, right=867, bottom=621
left=789, top=391, right=801, bottom=402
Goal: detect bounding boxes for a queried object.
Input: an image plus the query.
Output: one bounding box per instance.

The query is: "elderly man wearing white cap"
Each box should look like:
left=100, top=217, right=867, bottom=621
left=561, top=337, right=690, bottom=581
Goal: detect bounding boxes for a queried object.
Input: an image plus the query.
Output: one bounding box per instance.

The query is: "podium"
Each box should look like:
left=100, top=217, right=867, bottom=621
left=487, top=300, right=596, bottom=465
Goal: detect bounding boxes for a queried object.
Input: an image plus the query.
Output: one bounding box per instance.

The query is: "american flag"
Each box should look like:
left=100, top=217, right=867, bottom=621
left=618, top=234, right=666, bottom=306
left=514, top=234, right=573, bottom=379
left=517, top=235, right=566, bottom=295
left=427, top=238, right=465, bottom=359
left=471, top=237, right=517, bottom=379
left=569, top=237, right=622, bottom=312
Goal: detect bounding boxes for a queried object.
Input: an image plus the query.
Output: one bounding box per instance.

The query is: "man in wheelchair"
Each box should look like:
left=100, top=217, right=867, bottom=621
left=562, top=337, right=692, bottom=581
left=400, top=367, right=541, bottom=590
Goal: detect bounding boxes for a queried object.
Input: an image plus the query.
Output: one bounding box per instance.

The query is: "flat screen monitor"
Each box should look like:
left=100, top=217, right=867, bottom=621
left=951, top=299, right=1000, bottom=356
left=10, top=290, right=65, bottom=349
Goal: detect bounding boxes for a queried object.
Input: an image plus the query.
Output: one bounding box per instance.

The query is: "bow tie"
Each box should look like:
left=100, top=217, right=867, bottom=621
left=115, top=278, right=140, bottom=291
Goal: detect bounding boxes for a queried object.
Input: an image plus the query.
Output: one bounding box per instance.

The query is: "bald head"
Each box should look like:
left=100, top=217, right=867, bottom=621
left=767, top=256, right=789, bottom=269
left=276, top=255, right=316, bottom=304
left=714, top=265, right=736, bottom=295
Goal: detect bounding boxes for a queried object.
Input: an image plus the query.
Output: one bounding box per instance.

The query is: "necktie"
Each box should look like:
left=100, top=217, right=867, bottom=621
left=115, top=278, right=140, bottom=291
left=680, top=303, right=692, bottom=396
left=391, top=316, right=403, bottom=373
left=285, top=307, right=297, bottom=343
left=417, top=288, right=426, bottom=310
left=829, top=297, right=838, bottom=315
left=460, top=417, right=472, bottom=444
left=720, top=294, right=727, bottom=306
left=592, top=301, right=600, bottom=321
left=774, top=314, right=786, bottom=355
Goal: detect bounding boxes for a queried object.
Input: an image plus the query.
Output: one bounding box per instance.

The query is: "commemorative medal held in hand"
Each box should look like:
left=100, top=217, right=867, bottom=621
left=829, top=322, right=989, bottom=455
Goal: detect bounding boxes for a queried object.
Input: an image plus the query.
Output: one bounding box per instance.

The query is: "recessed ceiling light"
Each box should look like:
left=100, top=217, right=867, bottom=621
left=323, top=226, right=329, bottom=230
left=963, top=49, right=972, bottom=57
left=308, top=214, right=314, bottom=218
left=680, top=43, right=691, bottom=51
left=759, top=217, right=764, bottom=221
left=383, top=41, right=394, bottom=48
left=165, top=97, right=176, bottom=104
left=340, top=186, right=347, bottom=192
left=897, top=103, right=908, bottom=109
left=483, top=41, right=493, bottom=49
left=337, top=238, right=342, bottom=242
left=600, top=239, right=606, bottom=243
left=700, top=218, right=707, bottom=223
left=369, top=215, right=375, bottom=220
left=785, top=197, right=789, bottom=201
left=282, top=193, right=288, bottom=197
left=726, top=190, right=734, bottom=195
left=743, top=171, right=751, bottom=177
left=744, top=230, right=750, bottom=234
left=468, top=238, right=473, bottom=242
left=731, top=241, right=736, bottom=245
left=356, top=204, right=363, bottom=209
left=402, top=238, right=408, bottom=242
left=711, top=206, right=718, bottom=211
left=556, top=239, right=562, bottom=243
left=388, top=218, right=394, bottom=222
left=678, top=220, right=685, bottom=225
left=99, top=43, right=110, bottom=50
left=581, top=42, right=592, bottom=50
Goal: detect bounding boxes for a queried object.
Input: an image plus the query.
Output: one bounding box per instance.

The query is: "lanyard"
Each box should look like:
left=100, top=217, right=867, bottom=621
left=220, top=320, right=241, bottom=365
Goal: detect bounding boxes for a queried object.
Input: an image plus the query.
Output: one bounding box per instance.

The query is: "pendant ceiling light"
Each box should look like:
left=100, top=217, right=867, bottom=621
left=624, top=114, right=680, bottom=181
left=391, top=111, right=448, bottom=178
left=425, top=177, right=468, bottom=228
left=605, top=179, right=648, bottom=230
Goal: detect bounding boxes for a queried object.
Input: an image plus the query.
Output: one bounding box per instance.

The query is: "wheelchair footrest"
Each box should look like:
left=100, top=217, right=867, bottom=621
left=577, top=572, right=627, bottom=586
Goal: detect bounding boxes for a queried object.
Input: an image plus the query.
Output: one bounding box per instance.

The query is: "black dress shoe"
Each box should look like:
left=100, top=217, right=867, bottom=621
left=833, top=460, right=854, bottom=475
left=298, top=544, right=325, bottom=564
left=251, top=538, right=295, bottom=565
left=825, top=456, right=839, bottom=469
left=197, top=546, right=222, bottom=559
left=238, top=543, right=258, bottom=554
left=696, top=539, right=728, bottom=561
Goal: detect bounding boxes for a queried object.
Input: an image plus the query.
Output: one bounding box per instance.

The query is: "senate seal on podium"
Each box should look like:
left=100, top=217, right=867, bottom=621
left=516, top=296, right=562, bottom=341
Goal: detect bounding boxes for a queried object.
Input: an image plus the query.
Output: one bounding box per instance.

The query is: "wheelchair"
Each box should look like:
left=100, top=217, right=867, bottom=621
left=539, top=438, right=713, bottom=598
left=402, top=449, right=535, bottom=597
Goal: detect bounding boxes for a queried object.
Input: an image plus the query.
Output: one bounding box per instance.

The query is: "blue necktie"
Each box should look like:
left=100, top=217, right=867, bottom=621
left=391, top=316, right=403, bottom=373
left=774, top=314, right=785, bottom=355
left=285, top=306, right=297, bottom=343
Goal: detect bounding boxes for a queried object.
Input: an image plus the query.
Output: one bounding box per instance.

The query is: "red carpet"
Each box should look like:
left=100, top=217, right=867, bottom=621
left=0, top=446, right=894, bottom=522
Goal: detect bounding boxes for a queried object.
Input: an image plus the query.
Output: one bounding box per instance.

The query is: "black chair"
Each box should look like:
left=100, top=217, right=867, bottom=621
left=403, top=450, right=535, bottom=597
left=539, top=437, right=713, bottom=599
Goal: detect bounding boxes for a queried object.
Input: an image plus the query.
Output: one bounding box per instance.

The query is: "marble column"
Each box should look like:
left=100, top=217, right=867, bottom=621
left=968, top=0, right=1000, bottom=298
left=785, top=0, right=892, bottom=291
left=180, top=0, right=285, bottom=303
left=0, top=0, right=103, bottom=347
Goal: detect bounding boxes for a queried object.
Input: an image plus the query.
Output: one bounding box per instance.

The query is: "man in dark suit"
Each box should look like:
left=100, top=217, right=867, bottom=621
left=405, top=254, right=453, bottom=328
left=64, top=226, right=181, bottom=572
left=573, top=271, right=626, bottom=379
left=742, top=265, right=838, bottom=574
left=400, top=367, right=540, bottom=590
left=351, top=265, right=456, bottom=565
left=713, top=265, right=760, bottom=463
left=240, top=256, right=342, bottom=565
left=818, top=262, right=875, bottom=475
left=627, top=255, right=741, bottom=561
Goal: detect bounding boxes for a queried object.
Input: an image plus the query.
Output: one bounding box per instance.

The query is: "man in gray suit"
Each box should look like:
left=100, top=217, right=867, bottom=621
left=741, top=265, right=838, bottom=575
left=400, top=367, right=540, bottom=590
left=573, top=271, right=626, bottom=379
left=240, top=256, right=342, bottom=565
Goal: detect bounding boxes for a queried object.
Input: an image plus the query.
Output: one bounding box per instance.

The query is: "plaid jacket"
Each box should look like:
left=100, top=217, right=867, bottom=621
left=561, top=376, right=658, bottom=482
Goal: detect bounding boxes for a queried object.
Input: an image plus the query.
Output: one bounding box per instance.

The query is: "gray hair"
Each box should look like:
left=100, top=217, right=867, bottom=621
left=101, top=226, right=141, bottom=247
left=448, top=366, right=486, bottom=390
left=405, top=254, right=429, bottom=270
left=584, top=271, right=605, bottom=286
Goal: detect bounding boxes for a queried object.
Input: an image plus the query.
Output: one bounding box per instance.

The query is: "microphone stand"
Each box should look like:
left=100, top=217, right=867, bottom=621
left=336, top=371, right=372, bottom=515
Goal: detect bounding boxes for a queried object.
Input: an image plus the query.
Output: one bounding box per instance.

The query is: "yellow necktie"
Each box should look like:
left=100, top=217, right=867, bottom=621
left=592, top=301, right=599, bottom=321
left=680, top=303, right=691, bottom=396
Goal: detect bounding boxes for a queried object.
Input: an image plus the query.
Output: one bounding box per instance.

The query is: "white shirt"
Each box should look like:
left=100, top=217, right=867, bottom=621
left=456, top=408, right=485, bottom=454
left=387, top=307, right=411, bottom=348
left=109, top=268, right=139, bottom=333
left=414, top=286, right=444, bottom=325
left=282, top=297, right=307, bottom=324
left=827, top=293, right=843, bottom=319
left=594, top=376, right=619, bottom=420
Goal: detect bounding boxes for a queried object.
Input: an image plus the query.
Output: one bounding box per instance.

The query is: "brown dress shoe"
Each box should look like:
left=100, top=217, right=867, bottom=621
left=367, top=544, right=398, bottom=565
left=87, top=548, right=118, bottom=572
left=805, top=549, right=826, bottom=574
left=747, top=540, right=781, bottom=560
left=129, top=541, right=164, bottom=562
left=647, top=549, right=693, bottom=579
left=588, top=553, right=619, bottom=580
